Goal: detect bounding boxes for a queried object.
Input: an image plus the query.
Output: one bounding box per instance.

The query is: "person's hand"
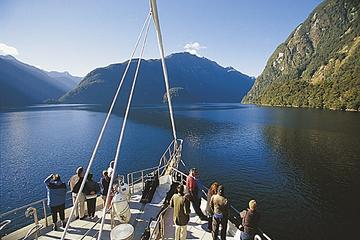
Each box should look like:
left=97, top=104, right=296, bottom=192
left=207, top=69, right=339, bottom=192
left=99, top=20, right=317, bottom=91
left=90, top=191, right=96, bottom=195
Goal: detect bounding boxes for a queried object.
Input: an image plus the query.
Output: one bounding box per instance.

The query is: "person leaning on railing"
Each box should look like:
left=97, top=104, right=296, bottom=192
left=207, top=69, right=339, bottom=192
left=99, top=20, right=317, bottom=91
left=240, top=200, right=261, bottom=240
left=44, top=173, right=67, bottom=231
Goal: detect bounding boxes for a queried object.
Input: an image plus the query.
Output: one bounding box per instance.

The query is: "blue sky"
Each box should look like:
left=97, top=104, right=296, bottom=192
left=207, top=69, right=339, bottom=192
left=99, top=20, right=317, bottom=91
left=0, top=0, right=322, bottom=77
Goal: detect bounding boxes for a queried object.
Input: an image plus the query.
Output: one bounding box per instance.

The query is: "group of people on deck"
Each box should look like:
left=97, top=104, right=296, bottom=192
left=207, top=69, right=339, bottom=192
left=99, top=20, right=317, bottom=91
left=44, top=163, right=260, bottom=239
left=170, top=168, right=261, bottom=240
left=43, top=163, right=112, bottom=231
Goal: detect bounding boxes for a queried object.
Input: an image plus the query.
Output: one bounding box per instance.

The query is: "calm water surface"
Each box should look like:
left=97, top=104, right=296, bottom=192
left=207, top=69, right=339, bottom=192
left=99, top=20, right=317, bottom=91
left=1, top=104, right=359, bottom=239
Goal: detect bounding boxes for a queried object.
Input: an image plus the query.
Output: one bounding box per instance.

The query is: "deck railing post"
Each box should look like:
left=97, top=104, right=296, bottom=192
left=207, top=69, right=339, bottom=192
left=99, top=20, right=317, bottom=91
left=42, top=200, right=48, bottom=227
left=141, top=171, right=144, bottom=190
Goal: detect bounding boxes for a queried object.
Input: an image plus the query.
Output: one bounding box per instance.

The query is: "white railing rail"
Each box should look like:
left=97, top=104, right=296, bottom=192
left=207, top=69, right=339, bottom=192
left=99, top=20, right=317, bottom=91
left=148, top=205, right=170, bottom=239
left=126, top=139, right=183, bottom=193
left=0, top=191, right=73, bottom=239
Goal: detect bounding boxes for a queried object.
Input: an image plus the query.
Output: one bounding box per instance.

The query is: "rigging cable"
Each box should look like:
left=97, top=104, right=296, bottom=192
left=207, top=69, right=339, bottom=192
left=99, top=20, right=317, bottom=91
left=97, top=11, right=152, bottom=240
left=60, top=11, right=152, bottom=240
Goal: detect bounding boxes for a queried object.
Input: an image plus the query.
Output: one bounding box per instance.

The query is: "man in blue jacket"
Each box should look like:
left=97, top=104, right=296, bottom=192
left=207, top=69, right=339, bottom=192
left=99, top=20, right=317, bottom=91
left=44, top=174, right=67, bottom=231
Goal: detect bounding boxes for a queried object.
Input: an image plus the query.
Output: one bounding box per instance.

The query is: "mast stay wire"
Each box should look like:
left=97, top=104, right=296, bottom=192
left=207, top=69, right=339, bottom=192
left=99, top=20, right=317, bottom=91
left=60, top=11, right=152, bottom=240
left=97, top=11, right=152, bottom=240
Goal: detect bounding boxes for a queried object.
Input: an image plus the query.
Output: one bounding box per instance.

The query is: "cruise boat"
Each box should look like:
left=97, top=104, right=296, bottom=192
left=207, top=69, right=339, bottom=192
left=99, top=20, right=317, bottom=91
left=0, top=1, right=272, bottom=239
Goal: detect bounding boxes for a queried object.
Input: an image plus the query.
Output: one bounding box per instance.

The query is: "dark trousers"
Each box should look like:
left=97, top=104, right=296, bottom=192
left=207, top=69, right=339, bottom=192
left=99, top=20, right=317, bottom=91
left=87, top=198, right=96, bottom=217
left=212, top=216, right=228, bottom=240
left=190, top=197, right=206, bottom=219
left=50, top=204, right=65, bottom=223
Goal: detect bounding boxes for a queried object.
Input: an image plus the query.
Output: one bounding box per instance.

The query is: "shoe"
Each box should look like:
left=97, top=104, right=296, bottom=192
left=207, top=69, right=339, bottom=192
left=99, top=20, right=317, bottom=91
left=79, top=215, right=87, bottom=220
left=52, top=223, right=59, bottom=231
left=62, top=221, right=66, bottom=228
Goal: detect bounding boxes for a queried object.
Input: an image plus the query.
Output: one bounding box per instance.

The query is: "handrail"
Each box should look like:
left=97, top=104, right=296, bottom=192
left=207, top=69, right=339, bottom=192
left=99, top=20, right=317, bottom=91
left=23, top=224, right=42, bottom=240
left=0, top=220, right=11, bottom=231
left=126, top=139, right=183, bottom=192
left=0, top=191, right=72, bottom=219
left=0, top=200, right=45, bottom=219
left=148, top=205, right=170, bottom=239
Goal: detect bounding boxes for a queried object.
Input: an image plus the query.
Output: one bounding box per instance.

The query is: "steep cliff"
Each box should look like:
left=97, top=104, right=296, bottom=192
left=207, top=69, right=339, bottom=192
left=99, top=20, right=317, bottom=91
left=243, top=0, right=360, bottom=111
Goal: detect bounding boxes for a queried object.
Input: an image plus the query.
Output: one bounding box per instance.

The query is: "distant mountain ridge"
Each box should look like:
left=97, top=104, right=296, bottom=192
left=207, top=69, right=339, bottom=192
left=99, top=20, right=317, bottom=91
left=243, top=0, right=360, bottom=111
left=0, top=55, right=81, bottom=107
left=59, top=52, right=254, bottom=105
left=46, top=71, right=82, bottom=90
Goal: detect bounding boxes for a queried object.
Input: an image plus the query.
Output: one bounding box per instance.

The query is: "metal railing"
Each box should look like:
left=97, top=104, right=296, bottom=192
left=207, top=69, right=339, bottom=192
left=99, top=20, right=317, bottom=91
left=126, top=139, right=183, bottom=194
left=0, top=191, right=73, bottom=239
left=148, top=205, right=170, bottom=239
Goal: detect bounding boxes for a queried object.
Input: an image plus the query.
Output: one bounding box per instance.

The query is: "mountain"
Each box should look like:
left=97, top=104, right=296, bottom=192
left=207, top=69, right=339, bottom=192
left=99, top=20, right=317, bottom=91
left=0, top=55, right=70, bottom=107
left=243, top=0, right=360, bottom=111
left=59, top=52, right=254, bottom=105
left=46, top=71, right=82, bottom=91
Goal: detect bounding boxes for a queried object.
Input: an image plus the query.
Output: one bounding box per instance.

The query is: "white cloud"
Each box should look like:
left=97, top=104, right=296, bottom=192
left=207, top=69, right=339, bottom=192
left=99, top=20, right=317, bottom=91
left=0, top=42, right=19, bottom=56
left=183, top=42, right=206, bottom=56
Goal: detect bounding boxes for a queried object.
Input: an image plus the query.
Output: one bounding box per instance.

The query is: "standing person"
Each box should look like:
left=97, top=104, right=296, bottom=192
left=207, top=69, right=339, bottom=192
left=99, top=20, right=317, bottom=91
left=170, top=185, right=191, bottom=240
left=100, top=170, right=110, bottom=208
left=210, top=185, right=229, bottom=240
left=206, top=182, right=220, bottom=231
left=84, top=173, right=100, bottom=219
left=107, top=160, right=115, bottom=177
left=69, top=166, right=86, bottom=220
left=240, top=200, right=261, bottom=240
left=186, top=168, right=207, bottom=220
left=44, top=174, right=67, bottom=231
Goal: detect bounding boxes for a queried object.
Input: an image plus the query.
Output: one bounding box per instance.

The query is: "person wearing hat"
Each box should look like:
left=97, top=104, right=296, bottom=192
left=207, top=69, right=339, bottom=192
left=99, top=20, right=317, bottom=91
left=210, top=185, right=229, bottom=240
left=240, top=199, right=261, bottom=240
left=186, top=168, right=207, bottom=221
left=170, top=185, right=191, bottom=240
left=69, top=166, right=86, bottom=220
left=44, top=173, right=67, bottom=231
left=84, top=173, right=100, bottom=219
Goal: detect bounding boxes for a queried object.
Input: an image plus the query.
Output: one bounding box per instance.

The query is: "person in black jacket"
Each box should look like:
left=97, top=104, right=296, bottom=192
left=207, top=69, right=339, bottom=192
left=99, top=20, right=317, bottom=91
left=84, top=173, right=100, bottom=218
left=100, top=170, right=110, bottom=207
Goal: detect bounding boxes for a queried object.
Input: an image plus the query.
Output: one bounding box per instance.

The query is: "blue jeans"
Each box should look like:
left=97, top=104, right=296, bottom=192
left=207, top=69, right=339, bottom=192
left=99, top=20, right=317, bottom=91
left=240, top=231, right=254, bottom=240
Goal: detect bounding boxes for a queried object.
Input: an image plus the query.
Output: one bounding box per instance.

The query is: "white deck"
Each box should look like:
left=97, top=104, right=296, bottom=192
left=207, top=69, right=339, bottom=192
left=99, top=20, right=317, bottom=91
left=3, top=175, right=238, bottom=240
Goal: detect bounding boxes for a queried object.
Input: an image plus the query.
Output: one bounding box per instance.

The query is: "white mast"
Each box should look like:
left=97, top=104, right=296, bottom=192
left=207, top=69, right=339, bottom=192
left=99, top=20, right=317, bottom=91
left=150, top=0, right=178, bottom=142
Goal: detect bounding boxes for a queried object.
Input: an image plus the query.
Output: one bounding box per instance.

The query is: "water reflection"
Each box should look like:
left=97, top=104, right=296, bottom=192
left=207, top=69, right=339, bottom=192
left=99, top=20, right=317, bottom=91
left=1, top=104, right=359, bottom=240
left=262, top=124, right=360, bottom=239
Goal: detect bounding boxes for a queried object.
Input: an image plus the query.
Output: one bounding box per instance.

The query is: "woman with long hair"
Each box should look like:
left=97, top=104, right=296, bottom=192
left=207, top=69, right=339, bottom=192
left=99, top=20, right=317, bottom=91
left=206, top=181, right=219, bottom=231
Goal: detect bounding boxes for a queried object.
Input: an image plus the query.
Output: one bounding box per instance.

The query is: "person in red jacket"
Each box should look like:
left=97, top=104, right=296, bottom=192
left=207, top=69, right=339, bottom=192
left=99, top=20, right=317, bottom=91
left=186, top=168, right=207, bottom=221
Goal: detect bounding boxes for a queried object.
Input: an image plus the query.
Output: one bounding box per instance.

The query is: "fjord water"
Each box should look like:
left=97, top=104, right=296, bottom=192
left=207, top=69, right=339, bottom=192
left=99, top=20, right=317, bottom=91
left=0, top=104, right=359, bottom=239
